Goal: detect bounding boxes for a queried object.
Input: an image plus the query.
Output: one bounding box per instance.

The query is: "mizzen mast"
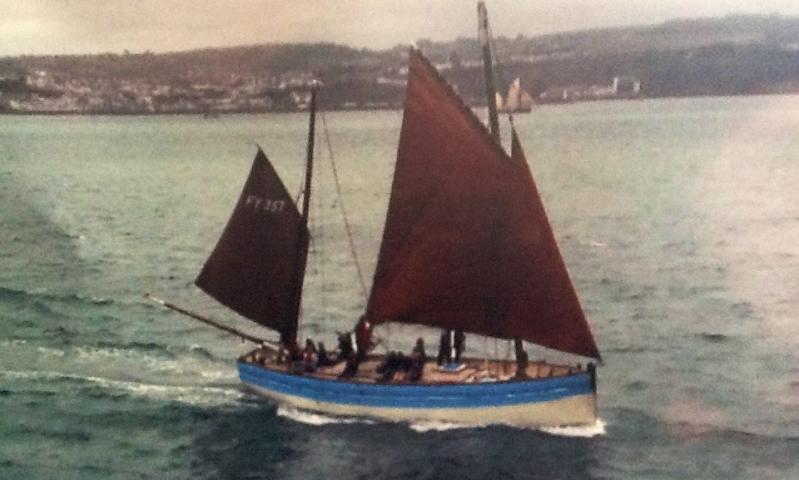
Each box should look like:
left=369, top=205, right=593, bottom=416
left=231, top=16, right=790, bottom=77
left=285, top=84, right=318, bottom=347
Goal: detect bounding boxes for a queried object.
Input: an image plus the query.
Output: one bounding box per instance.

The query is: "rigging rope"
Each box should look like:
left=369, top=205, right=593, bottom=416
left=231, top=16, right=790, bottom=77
left=319, top=111, right=369, bottom=301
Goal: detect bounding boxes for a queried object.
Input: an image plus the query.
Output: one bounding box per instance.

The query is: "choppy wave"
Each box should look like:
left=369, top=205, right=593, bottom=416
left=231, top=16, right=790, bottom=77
left=0, top=285, right=113, bottom=307
left=2, top=370, right=243, bottom=407
left=624, top=380, right=649, bottom=391
left=76, top=345, right=231, bottom=379
left=605, top=346, right=659, bottom=353
left=94, top=340, right=175, bottom=357
left=87, top=341, right=224, bottom=362
left=696, top=332, right=730, bottom=343
left=2, top=338, right=234, bottom=383
left=613, top=406, right=799, bottom=441
left=43, top=325, right=79, bottom=338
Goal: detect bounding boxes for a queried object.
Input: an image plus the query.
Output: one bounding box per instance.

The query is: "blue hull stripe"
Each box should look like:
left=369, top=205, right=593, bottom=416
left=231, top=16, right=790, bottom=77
left=238, top=362, right=593, bottom=409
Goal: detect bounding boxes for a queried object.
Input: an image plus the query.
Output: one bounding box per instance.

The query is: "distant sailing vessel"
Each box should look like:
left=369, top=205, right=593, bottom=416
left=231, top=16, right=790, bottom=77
left=153, top=1, right=601, bottom=428
left=497, top=78, right=535, bottom=113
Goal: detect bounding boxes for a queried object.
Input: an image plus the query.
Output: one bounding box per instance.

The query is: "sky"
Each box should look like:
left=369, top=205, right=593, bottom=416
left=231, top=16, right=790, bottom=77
left=2, top=0, right=799, bottom=57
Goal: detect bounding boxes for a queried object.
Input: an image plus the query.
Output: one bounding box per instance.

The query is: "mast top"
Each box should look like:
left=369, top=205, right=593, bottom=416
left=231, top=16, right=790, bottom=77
left=477, top=0, right=501, bottom=143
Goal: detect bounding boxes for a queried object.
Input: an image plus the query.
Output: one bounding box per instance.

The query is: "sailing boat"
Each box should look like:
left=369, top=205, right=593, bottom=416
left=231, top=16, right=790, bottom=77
left=497, top=77, right=534, bottom=113
left=153, top=1, right=601, bottom=427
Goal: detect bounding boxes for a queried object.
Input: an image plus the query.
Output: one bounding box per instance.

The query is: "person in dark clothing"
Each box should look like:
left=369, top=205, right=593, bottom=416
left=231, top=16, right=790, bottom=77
left=345, top=316, right=376, bottom=377
left=282, top=340, right=303, bottom=374
left=453, top=330, right=465, bottom=363
left=377, top=351, right=410, bottom=382
left=355, top=317, right=375, bottom=360
left=335, top=332, right=354, bottom=363
left=286, top=341, right=302, bottom=362
left=303, top=338, right=317, bottom=372
left=340, top=352, right=359, bottom=378
left=514, top=350, right=529, bottom=379
left=514, top=339, right=528, bottom=379
left=304, top=338, right=317, bottom=354
left=409, top=337, right=426, bottom=382
left=587, top=362, right=597, bottom=391
left=317, top=341, right=331, bottom=367
left=437, top=329, right=452, bottom=365
left=339, top=317, right=381, bottom=378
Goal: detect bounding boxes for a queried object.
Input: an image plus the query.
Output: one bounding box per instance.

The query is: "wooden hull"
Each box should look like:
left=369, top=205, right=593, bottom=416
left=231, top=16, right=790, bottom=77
left=238, top=361, right=597, bottom=427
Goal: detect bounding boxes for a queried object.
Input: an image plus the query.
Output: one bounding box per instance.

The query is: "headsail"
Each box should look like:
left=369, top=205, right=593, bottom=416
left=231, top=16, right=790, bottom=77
left=501, top=129, right=600, bottom=359
left=366, top=49, right=600, bottom=359
left=196, top=149, right=308, bottom=343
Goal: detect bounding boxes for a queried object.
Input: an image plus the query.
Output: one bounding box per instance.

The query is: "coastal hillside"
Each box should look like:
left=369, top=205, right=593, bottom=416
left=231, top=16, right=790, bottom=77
left=2, top=14, right=799, bottom=113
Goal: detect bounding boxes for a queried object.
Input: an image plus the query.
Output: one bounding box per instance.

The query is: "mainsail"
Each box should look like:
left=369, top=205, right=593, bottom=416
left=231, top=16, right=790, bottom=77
left=196, top=149, right=308, bottom=343
left=366, top=49, right=600, bottom=359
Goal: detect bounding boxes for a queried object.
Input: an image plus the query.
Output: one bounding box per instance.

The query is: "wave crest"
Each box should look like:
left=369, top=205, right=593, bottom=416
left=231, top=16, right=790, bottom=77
left=275, top=404, right=606, bottom=437
left=1, top=370, right=243, bottom=407
left=0, top=285, right=113, bottom=307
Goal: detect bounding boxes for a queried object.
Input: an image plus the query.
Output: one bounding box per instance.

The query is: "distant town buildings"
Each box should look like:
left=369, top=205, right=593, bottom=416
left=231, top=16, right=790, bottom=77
left=538, top=76, right=641, bottom=104
left=0, top=69, right=335, bottom=114
left=0, top=62, right=643, bottom=114
left=5, top=15, right=799, bottom=114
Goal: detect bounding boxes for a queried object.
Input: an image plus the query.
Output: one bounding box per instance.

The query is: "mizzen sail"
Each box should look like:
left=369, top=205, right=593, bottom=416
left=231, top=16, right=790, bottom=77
left=366, top=49, right=600, bottom=359
left=196, top=149, right=308, bottom=342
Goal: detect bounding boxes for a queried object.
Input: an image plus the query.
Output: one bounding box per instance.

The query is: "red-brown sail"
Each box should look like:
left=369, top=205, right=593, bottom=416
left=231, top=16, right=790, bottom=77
left=196, top=149, right=308, bottom=342
left=366, top=49, right=600, bottom=359
left=501, top=128, right=600, bottom=359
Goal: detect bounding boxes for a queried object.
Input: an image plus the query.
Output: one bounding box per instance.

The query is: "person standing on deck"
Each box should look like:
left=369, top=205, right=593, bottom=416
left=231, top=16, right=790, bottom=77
left=514, top=341, right=529, bottom=379
left=340, top=317, right=375, bottom=378
left=454, top=330, right=465, bottom=363
left=409, top=337, right=426, bottom=382
left=317, top=341, right=332, bottom=367
left=355, top=316, right=375, bottom=361
left=303, top=338, right=318, bottom=372
left=437, top=329, right=452, bottom=365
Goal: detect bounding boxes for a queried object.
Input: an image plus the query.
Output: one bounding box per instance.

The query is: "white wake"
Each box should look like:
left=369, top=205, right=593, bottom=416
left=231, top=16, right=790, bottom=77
left=276, top=406, right=375, bottom=426
left=275, top=404, right=606, bottom=437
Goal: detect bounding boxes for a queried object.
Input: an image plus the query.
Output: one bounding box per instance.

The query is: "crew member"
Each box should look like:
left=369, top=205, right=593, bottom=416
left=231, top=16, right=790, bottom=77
left=409, top=337, right=426, bottom=382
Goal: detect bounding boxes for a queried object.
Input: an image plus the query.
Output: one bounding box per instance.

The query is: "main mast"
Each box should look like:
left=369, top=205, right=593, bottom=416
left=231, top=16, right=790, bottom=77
left=284, top=84, right=318, bottom=346
left=478, top=1, right=528, bottom=364
left=478, top=0, right=500, bottom=143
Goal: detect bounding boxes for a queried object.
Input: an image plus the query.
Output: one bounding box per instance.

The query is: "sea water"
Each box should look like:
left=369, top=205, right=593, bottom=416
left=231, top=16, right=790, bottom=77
left=1, top=97, right=798, bottom=479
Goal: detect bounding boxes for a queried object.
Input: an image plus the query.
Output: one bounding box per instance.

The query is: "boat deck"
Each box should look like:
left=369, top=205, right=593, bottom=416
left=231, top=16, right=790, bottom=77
left=240, top=349, right=583, bottom=385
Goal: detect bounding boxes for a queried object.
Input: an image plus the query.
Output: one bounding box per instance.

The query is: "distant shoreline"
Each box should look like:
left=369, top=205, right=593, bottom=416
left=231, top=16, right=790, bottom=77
left=4, top=91, right=799, bottom=116
left=0, top=105, right=407, bottom=116
left=5, top=16, right=799, bottom=117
